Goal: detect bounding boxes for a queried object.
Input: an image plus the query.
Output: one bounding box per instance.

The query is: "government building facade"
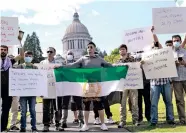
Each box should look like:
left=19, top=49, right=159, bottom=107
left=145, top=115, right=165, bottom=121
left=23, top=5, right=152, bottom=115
left=62, top=12, right=92, bottom=60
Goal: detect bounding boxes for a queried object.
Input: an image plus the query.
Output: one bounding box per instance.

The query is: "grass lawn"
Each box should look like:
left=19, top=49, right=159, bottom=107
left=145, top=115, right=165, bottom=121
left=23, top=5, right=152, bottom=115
left=7, top=97, right=42, bottom=129
left=110, top=95, right=186, bottom=132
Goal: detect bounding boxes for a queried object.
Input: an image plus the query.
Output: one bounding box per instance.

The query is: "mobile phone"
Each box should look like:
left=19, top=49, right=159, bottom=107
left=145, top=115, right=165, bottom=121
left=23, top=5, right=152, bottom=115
left=154, top=42, right=159, bottom=47
left=178, top=57, right=183, bottom=61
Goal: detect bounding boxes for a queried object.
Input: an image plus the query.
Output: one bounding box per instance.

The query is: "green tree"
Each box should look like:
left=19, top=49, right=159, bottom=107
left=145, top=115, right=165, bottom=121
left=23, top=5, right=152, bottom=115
left=23, top=32, right=44, bottom=63
left=111, top=48, right=119, bottom=55
left=104, top=48, right=120, bottom=63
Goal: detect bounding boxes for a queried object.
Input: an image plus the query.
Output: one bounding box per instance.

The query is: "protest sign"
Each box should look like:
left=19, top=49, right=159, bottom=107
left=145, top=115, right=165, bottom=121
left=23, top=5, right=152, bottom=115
left=152, top=7, right=186, bottom=34
left=34, top=63, right=61, bottom=99
left=142, top=47, right=178, bottom=79
left=123, top=27, right=153, bottom=52
left=9, top=69, right=48, bottom=96
left=123, top=62, right=143, bottom=89
left=113, top=62, right=143, bottom=90
left=1, top=17, right=19, bottom=46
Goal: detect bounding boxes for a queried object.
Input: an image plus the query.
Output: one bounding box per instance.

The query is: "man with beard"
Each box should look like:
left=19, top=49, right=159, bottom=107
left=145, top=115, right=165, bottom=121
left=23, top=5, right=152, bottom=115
left=1, top=45, right=23, bottom=132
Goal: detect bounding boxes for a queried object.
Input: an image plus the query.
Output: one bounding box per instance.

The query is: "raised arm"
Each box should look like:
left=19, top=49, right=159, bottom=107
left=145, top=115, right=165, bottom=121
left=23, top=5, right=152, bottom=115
left=14, top=48, right=24, bottom=62
left=151, top=26, right=163, bottom=49
left=181, top=34, right=186, bottom=48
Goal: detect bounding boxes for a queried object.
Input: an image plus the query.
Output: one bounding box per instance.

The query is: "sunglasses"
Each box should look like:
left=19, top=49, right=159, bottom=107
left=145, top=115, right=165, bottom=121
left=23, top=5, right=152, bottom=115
left=68, top=53, right=73, bottom=55
left=47, top=51, right=53, bottom=54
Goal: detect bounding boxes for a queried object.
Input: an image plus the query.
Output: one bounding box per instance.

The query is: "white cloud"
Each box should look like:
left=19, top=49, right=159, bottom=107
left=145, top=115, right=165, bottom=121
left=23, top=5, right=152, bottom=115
left=0, top=0, right=94, bottom=25
left=91, top=10, right=100, bottom=16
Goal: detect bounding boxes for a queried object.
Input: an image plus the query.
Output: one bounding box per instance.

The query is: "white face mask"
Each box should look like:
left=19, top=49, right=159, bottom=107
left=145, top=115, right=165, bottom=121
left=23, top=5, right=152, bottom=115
left=67, top=55, right=73, bottom=60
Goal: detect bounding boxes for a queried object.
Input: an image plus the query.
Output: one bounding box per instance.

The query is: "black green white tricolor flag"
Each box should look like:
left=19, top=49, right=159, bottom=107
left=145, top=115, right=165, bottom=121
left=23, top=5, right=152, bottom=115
left=54, top=66, right=128, bottom=97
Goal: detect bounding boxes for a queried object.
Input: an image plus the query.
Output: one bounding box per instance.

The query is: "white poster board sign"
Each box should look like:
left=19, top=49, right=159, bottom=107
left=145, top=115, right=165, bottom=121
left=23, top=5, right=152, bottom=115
left=34, top=64, right=60, bottom=99
left=113, top=62, right=143, bottom=90
left=9, top=69, right=48, bottom=96
left=152, top=7, right=186, bottom=34
left=1, top=17, right=19, bottom=45
left=123, top=27, right=153, bottom=52
left=123, top=62, right=143, bottom=89
left=142, top=48, right=178, bottom=79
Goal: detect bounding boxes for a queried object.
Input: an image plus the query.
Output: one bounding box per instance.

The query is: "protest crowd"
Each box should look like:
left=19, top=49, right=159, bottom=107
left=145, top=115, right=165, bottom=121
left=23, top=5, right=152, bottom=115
left=1, top=7, right=186, bottom=133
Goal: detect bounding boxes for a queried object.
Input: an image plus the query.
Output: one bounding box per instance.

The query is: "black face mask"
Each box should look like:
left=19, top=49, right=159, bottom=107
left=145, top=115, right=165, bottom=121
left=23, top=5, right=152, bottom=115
left=1, top=52, right=7, bottom=58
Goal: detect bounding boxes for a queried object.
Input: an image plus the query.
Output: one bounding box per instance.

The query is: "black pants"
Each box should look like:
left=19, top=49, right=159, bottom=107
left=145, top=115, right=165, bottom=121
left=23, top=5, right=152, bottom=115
left=71, top=96, right=83, bottom=111
left=93, top=97, right=112, bottom=119
left=83, top=97, right=104, bottom=111
left=43, top=98, right=62, bottom=127
left=1, top=84, right=12, bottom=132
left=62, top=96, right=83, bottom=110
left=138, top=82, right=151, bottom=121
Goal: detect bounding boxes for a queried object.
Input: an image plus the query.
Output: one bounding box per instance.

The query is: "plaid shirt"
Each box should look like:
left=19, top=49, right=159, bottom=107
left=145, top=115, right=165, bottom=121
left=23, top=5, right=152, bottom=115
left=115, top=54, right=134, bottom=64
left=150, top=78, right=171, bottom=86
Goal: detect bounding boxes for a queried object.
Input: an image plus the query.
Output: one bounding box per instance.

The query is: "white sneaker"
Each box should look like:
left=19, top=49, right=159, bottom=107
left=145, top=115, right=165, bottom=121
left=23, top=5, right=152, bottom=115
left=101, top=123, right=108, bottom=131
left=107, top=117, right=115, bottom=124
left=79, top=124, right=89, bottom=132
left=94, top=117, right=101, bottom=125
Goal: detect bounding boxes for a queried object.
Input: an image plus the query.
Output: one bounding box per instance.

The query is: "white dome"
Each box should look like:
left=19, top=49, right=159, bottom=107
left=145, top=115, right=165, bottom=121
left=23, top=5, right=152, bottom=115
left=63, top=12, right=90, bottom=38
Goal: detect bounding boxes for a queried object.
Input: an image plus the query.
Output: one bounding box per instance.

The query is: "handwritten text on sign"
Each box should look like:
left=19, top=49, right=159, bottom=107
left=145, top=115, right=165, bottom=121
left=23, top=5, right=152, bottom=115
left=152, top=7, right=186, bottom=34
left=123, top=27, right=153, bottom=52
left=1, top=17, right=19, bottom=46
left=113, top=62, right=143, bottom=90
left=9, top=69, right=48, bottom=96
left=142, top=48, right=178, bottom=79
left=34, top=64, right=60, bottom=99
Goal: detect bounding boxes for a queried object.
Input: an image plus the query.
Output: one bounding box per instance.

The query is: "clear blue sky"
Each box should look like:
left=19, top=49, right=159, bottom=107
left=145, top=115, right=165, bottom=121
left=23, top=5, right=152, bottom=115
left=1, top=0, right=181, bottom=56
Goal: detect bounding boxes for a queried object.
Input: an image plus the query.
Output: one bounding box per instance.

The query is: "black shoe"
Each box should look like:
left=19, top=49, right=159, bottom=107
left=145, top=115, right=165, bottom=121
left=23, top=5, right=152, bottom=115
left=20, top=128, right=26, bottom=132
left=179, top=121, right=186, bottom=125
left=62, top=123, right=67, bottom=128
left=168, top=121, right=176, bottom=125
left=42, top=126, right=49, bottom=132
left=73, top=119, right=79, bottom=124
left=10, top=126, right=20, bottom=130
left=149, top=123, right=157, bottom=127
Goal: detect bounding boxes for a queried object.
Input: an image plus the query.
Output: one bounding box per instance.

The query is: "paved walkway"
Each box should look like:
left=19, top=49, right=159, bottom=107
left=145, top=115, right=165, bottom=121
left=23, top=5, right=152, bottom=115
left=14, top=103, right=130, bottom=132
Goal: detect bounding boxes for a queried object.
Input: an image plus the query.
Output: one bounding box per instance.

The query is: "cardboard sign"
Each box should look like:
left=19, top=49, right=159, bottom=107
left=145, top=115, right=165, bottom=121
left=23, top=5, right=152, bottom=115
left=1, top=17, right=19, bottom=45
left=152, top=7, right=186, bottom=34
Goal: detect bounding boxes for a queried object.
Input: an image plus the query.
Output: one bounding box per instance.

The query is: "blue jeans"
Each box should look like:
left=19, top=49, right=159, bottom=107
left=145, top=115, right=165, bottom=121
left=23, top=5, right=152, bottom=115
left=150, top=83, right=174, bottom=124
left=20, top=97, right=36, bottom=130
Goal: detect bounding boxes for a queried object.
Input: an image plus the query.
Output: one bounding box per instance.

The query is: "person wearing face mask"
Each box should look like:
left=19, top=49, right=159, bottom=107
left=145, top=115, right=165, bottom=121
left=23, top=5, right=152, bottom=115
left=14, top=51, right=38, bottom=132
left=55, top=42, right=112, bottom=131
left=61, top=50, right=84, bottom=128
left=41, top=47, right=64, bottom=132
left=1, top=45, right=23, bottom=132
left=171, top=35, right=186, bottom=125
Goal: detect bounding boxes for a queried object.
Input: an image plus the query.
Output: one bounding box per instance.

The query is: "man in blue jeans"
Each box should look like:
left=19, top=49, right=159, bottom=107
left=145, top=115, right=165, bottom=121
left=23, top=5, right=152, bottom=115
left=150, top=78, right=175, bottom=126
left=142, top=39, right=175, bottom=126
left=16, top=51, right=38, bottom=132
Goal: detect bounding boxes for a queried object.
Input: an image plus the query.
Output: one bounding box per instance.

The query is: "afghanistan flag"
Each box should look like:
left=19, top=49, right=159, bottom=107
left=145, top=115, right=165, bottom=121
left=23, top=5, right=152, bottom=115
left=54, top=66, right=128, bottom=97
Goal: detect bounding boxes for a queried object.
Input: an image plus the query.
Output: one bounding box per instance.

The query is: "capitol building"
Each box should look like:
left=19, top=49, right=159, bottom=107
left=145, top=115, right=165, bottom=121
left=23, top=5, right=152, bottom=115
left=62, top=12, right=92, bottom=59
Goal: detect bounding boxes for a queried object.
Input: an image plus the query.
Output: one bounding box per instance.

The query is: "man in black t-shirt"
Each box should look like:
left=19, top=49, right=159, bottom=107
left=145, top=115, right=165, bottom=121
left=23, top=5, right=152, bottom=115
left=1, top=45, right=23, bottom=132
